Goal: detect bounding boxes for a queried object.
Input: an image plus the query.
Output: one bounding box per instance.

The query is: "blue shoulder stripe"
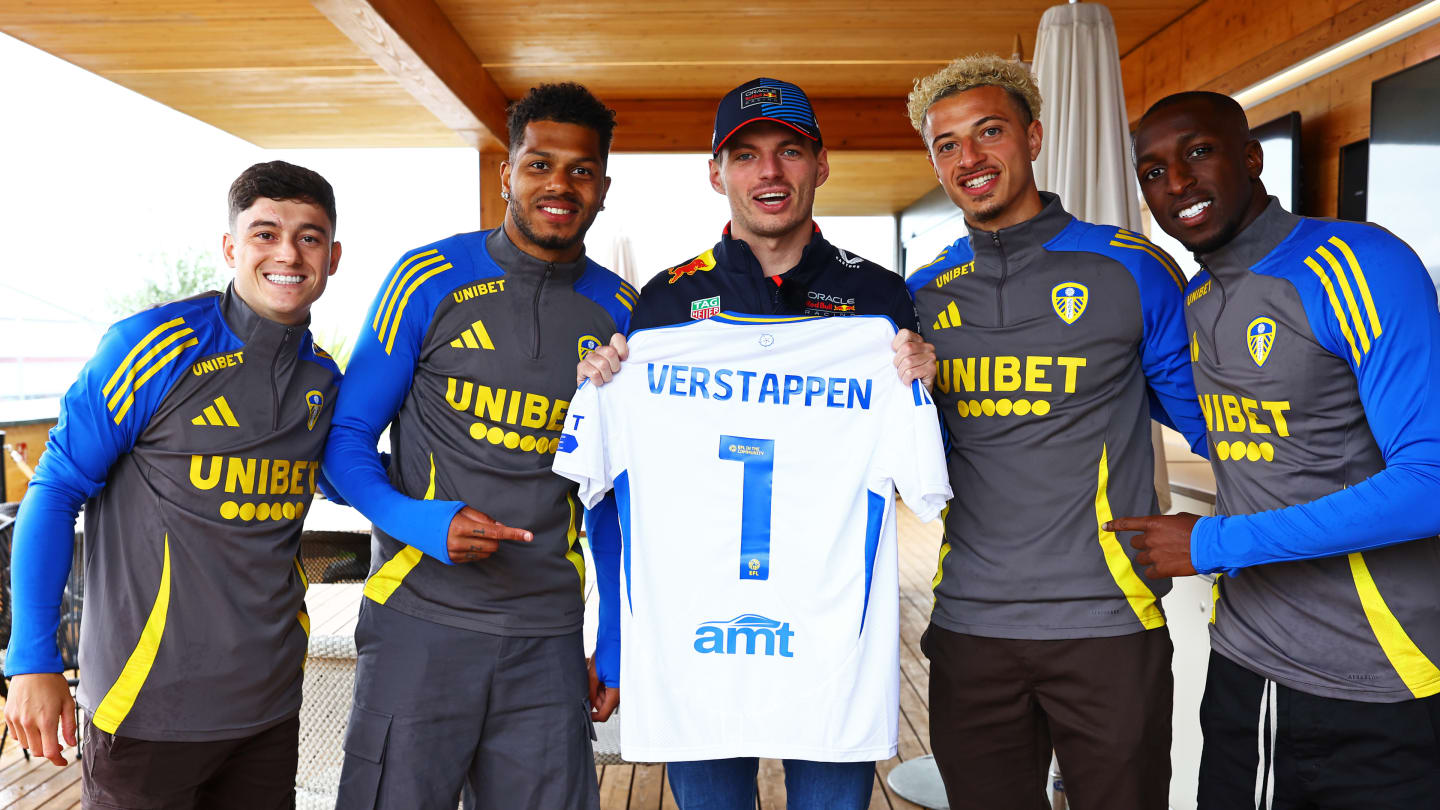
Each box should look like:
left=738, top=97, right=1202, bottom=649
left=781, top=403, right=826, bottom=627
left=906, top=237, right=975, bottom=296
left=99, top=296, right=225, bottom=427
left=369, top=231, right=499, bottom=356
left=1046, top=221, right=1186, bottom=293
left=574, top=260, right=635, bottom=333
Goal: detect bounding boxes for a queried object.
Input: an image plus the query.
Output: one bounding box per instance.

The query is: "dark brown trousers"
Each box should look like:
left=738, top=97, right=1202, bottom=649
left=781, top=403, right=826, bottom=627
left=924, top=624, right=1173, bottom=810
left=82, top=714, right=298, bottom=810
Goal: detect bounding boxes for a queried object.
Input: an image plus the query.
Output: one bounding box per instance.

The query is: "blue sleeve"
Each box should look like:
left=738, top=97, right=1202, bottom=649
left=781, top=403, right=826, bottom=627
left=8, top=311, right=201, bottom=675
left=1193, top=231, right=1440, bottom=573
left=585, top=493, right=622, bottom=688
left=322, top=249, right=465, bottom=563
left=1130, top=244, right=1210, bottom=459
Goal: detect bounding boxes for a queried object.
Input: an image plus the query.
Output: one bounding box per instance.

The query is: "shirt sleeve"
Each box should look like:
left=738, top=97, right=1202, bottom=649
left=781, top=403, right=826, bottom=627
left=584, top=493, right=622, bottom=689
left=552, top=377, right=624, bottom=687
left=877, top=377, right=953, bottom=523
left=551, top=378, right=615, bottom=509
left=1134, top=251, right=1209, bottom=458
left=8, top=315, right=187, bottom=675
left=322, top=253, right=465, bottom=563
left=1192, top=231, right=1440, bottom=574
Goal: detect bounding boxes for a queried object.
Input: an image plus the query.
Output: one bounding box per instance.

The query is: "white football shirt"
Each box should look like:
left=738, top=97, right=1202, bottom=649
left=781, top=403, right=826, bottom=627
left=553, top=314, right=951, bottom=762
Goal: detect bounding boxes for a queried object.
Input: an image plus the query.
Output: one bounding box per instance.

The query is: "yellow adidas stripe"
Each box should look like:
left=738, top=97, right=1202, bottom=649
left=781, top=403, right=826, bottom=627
left=1305, top=256, right=1363, bottom=365
left=294, top=557, right=309, bottom=591
left=112, top=338, right=199, bottom=424
left=565, top=493, right=586, bottom=596
left=616, top=284, right=637, bottom=305
left=1317, top=246, right=1371, bottom=353
left=1095, top=445, right=1165, bottom=629
left=1111, top=236, right=1185, bottom=291
left=384, top=263, right=452, bottom=354
left=930, top=506, right=951, bottom=604
left=376, top=253, right=446, bottom=345
left=364, top=453, right=438, bottom=604
left=213, top=396, right=239, bottom=428
left=102, top=317, right=186, bottom=398
left=1349, top=552, right=1440, bottom=698
left=106, top=326, right=195, bottom=413
left=373, top=250, right=439, bottom=332
left=1210, top=574, right=1221, bottom=624
left=92, top=536, right=172, bottom=734
left=1329, top=237, right=1382, bottom=340
left=614, top=292, right=635, bottom=312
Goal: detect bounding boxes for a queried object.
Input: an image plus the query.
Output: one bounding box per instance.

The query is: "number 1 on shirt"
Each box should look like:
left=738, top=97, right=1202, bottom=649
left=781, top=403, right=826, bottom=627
left=718, top=436, right=775, bottom=580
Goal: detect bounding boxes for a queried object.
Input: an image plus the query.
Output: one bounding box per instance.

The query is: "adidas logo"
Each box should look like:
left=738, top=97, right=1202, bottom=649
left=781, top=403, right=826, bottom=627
left=450, top=320, right=495, bottom=350
left=191, top=395, right=240, bottom=428
left=932, top=301, right=962, bottom=330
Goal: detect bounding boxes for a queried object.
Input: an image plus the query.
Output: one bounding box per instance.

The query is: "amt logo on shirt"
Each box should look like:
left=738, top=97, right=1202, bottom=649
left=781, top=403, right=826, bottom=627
left=694, top=614, right=795, bottom=658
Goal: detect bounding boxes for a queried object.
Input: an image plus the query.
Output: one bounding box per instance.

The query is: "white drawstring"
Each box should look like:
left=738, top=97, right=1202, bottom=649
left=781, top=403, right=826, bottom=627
left=1253, top=679, right=1279, bottom=809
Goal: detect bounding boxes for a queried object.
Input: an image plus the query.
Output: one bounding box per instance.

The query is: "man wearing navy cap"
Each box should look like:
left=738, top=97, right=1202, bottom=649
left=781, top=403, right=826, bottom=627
left=577, top=78, right=933, bottom=810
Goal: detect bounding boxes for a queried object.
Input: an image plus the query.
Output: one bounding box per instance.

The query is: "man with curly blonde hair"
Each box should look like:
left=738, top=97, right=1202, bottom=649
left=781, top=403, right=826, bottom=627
left=903, top=54, right=1207, bottom=809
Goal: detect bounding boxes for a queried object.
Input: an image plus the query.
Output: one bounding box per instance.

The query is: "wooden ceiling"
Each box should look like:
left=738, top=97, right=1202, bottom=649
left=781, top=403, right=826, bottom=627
left=1, top=0, right=1197, bottom=215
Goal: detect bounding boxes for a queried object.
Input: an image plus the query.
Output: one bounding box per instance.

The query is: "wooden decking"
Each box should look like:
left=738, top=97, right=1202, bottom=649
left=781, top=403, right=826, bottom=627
left=0, top=503, right=944, bottom=810
left=593, top=503, right=943, bottom=810
left=0, top=728, right=82, bottom=808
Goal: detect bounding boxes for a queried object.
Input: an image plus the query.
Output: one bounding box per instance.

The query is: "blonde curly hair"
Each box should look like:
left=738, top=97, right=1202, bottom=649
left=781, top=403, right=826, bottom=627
left=907, top=54, right=1043, bottom=139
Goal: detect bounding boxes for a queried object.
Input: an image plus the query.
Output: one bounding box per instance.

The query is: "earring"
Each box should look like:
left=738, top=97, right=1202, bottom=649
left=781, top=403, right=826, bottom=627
left=501, top=191, right=511, bottom=201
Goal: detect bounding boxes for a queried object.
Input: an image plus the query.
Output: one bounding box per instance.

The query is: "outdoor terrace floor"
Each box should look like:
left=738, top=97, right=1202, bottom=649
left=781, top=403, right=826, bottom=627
left=0, top=502, right=943, bottom=810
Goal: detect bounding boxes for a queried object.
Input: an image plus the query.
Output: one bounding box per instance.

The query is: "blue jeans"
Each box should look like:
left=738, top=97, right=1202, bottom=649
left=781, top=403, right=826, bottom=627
left=667, top=758, right=874, bottom=810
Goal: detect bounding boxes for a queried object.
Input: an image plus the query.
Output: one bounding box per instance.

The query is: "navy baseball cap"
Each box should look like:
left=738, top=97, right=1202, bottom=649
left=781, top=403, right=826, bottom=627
left=712, top=77, right=822, bottom=155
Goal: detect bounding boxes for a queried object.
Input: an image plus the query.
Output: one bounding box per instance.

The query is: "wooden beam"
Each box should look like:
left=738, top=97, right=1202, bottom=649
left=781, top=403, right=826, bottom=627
left=312, top=0, right=509, bottom=149
left=479, top=148, right=507, bottom=230
left=608, top=97, right=920, bottom=153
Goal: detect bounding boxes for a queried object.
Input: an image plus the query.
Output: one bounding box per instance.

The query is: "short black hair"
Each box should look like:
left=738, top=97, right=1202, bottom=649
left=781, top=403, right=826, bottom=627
left=506, top=82, right=618, bottom=164
left=1140, top=91, right=1248, bottom=132
left=228, top=161, right=337, bottom=235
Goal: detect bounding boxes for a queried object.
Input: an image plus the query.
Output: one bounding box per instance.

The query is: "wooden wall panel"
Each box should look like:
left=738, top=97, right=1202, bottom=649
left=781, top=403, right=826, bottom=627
left=1122, top=0, right=1440, bottom=218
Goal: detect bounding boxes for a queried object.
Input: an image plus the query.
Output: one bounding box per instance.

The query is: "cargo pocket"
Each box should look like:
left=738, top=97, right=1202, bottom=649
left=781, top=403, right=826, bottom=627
left=336, top=705, right=392, bottom=809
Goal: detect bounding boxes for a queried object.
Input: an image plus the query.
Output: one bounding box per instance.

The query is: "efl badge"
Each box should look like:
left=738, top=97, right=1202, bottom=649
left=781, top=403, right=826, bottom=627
left=304, top=390, right=324, bottom=431
left=577, top=335, right=602, bottom=361
left=1051, top=282, right=1089, bottom=325
left=1247, top=317, right=1276, bottom=367
left=741, top=86, right=782, bottom=108
left=690, top=296, right=721, bottom=320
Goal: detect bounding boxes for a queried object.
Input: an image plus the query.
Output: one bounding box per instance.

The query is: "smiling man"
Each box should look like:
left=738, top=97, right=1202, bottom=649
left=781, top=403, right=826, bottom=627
left=1117, top=90, right=1440, bottom=809
left=903, top=55, right=1208, bottom=810
left=322, top=83, right=633, bottom=809
left=4, top=161, right=342, bottom=809
left=573, top=76, right=931, bottom=810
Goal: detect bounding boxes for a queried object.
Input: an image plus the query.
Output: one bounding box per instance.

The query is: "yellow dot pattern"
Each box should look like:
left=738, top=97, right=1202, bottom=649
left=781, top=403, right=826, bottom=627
left=467, top=421, right=561, bottom=454
left=1213, top=440, right=1275, bottom=462
left=220, top=501, right=308, bottom=521
left=954, top=398, right=1053, bottom=417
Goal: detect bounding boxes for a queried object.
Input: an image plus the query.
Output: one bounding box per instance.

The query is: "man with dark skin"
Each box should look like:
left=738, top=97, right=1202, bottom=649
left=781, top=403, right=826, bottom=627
left=1125, top=91, right=1440, bottom=807
left=324, top=83, right=634, bottom=809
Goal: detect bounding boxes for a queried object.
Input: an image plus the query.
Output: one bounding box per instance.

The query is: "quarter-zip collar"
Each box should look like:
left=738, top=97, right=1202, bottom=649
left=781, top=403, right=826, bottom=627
left=221, top=282, right=306, bottom=349
left=715, top=222, right=833, bottom=286
left=965, top=191, right=1073, bottom=266
left=485, top=226, right=588, bottom=285
left=1196, top=196, right=1302, bottom=281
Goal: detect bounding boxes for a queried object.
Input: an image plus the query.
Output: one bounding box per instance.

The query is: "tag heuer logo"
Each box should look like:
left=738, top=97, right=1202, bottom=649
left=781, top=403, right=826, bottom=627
left=690, top=296, right=721, bottom=320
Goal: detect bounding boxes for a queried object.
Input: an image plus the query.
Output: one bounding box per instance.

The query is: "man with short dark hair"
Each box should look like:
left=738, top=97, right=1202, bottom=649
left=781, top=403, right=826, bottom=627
left=5, top=160, right=343, bottom=809
left=323, top=82, right=633, bottom=809
left=904, top=55, right=1207, bottom=810
left=1120, top=90, right=1440, bottom=808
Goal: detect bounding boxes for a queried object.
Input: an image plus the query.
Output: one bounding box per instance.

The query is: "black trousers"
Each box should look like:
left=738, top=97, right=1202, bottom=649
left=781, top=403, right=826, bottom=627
left=1198, top=651, right=1440, bottom=810
left=924, top=623, right=1173, bottom=810
left=82, top=714, right=297, bottom=810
